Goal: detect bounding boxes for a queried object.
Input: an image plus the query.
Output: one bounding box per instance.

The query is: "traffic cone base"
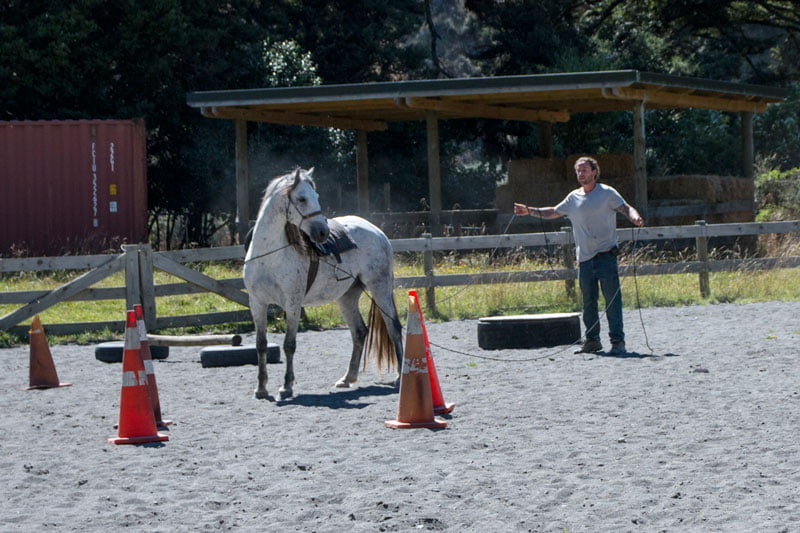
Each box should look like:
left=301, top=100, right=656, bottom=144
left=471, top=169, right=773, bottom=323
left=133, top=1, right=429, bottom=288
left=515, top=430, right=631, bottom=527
left=433, top=402, right=455, bottom=416
left=23, top=316, right=72, bottom=390
left=109, top=433, right=169, bottom=445
left=385, top=292, right=447, bottom=430
left=384, top=418, right=447, bottom=429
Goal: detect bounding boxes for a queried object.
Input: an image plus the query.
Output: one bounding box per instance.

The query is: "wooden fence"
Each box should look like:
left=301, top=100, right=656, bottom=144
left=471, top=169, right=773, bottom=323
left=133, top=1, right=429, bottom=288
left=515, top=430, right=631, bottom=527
left=1, top=220, right=798, bottom=337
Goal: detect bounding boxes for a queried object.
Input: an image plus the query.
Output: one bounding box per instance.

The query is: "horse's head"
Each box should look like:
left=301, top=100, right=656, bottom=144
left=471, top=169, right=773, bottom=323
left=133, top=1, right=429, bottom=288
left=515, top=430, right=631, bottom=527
left=285, top=167, right=329, bottom=244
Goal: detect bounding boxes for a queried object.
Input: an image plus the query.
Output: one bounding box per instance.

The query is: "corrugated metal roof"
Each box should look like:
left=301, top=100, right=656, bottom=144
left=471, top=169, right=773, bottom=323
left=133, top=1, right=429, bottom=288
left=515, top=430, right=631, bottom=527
left=186, top=70, right=787, bottom=131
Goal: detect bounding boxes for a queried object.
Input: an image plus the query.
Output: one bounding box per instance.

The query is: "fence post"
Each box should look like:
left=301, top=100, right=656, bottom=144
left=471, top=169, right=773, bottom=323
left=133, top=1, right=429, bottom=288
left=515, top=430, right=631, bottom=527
left=138, top=244, right=157, bottom=331
left=123, top=245, right=142, bottom=312
left=696, top=220, right=710, bottom=298
left=560, top=226, right=576, bottom=301
left=422, top=232, right=436, bottom=316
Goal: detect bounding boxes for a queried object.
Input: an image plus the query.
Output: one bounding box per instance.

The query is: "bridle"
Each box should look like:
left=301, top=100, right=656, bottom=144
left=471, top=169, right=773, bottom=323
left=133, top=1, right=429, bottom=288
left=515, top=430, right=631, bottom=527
left=285, top=177, right=324, bottom=224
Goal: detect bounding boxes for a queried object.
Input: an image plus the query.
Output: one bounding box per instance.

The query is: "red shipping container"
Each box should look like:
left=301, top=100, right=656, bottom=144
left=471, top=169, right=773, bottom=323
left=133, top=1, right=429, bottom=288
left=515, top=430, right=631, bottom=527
left=0, top=119, right=147, bottom=256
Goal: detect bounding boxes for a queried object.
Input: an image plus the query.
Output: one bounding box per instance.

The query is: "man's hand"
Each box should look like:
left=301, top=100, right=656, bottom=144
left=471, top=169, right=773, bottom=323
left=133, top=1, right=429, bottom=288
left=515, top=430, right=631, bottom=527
left=513, top=202, right=530, bottom=216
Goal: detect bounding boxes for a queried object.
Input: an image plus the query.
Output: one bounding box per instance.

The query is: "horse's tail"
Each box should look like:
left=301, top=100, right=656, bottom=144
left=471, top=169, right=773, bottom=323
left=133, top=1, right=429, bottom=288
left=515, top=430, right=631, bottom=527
left=363, top=297, right=398, bottom=374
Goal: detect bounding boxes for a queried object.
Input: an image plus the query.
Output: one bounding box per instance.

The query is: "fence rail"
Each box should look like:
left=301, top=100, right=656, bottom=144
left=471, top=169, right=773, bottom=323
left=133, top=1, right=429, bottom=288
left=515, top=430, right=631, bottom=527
left=1, top=220, right=798, bottom=337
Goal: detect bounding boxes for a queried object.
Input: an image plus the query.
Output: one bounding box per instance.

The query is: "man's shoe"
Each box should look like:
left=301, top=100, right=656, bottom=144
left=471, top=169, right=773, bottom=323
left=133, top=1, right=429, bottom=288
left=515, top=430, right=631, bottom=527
left=576, top=338, right=603, bottom=353
left=609, top=340, right=627, bottom=355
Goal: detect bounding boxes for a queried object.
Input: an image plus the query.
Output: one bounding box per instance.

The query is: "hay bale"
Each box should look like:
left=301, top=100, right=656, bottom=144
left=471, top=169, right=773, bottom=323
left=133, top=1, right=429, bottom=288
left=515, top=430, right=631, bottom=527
left=648, top=175, right=723, bottom=203
left=721, top=177, right=754, bottom=202
left=565, top=154, right=634, bottom=180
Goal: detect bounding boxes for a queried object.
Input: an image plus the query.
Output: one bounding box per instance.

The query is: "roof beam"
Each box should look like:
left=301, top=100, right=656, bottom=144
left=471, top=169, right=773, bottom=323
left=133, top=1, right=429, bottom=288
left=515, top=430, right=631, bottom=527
left=202, top=106, right=388, bottom=131
left=402, top=97, right=570, bottom=123
left=602, top=87, right=768, bottom=113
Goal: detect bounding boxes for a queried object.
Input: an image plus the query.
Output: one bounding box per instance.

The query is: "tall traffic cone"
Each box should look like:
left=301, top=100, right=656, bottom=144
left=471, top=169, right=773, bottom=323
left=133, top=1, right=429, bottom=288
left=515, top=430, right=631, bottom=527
left=23, top=315, right=72, bottom=390
left=134, top=304, right=172, bottom=429
left=384, top=292, right=447, bottom=429
left=108, top=310, right=168, bottom=445
left=410, top=291, right=455, bottom=415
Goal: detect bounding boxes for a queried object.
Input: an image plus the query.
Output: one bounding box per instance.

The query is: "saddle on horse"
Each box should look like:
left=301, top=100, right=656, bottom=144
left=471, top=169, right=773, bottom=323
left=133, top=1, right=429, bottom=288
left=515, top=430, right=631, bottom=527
left=285, top=219, right=358, bottom=294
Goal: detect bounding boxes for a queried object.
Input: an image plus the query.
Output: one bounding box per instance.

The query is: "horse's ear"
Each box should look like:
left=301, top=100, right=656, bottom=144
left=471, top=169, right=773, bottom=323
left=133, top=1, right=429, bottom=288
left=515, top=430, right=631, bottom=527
left=307, top=167, right=315, bottom=176
left=291, top=168, right=301, bottom=189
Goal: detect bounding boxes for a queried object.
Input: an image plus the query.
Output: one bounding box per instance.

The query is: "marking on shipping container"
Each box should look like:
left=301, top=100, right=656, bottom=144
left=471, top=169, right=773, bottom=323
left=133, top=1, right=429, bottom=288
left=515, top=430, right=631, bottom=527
left=109, top=201, right=118, bottom=213
left=109, top=142, right=115, bottom=172
left=91, top=142, right=99, bottom=227
left=109, top=184, right=117, bottom=195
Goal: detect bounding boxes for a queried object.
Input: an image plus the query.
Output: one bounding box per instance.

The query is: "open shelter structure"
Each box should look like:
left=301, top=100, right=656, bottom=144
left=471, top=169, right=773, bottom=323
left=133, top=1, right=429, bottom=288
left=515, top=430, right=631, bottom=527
left=186, top=70, right=786, bottom=239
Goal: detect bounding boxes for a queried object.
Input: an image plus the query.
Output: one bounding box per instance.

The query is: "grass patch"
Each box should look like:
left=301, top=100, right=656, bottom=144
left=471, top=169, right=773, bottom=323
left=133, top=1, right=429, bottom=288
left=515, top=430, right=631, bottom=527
left=2, top=248, right=800, bottom=345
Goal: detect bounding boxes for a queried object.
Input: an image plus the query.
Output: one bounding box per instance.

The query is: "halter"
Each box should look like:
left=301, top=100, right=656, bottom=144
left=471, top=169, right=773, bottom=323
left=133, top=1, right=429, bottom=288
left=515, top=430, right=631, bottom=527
left=285, top=174, right=324, bottom=223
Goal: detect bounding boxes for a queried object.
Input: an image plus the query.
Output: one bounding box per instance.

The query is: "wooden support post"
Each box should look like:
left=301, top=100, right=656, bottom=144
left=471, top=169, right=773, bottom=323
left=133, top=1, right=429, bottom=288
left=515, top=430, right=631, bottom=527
left=633, top=101, right=648, bottom=218
left=560, top=226, right=576, bottom=301
left=422, top=232, right=436, bottom=316
left=741, top=111, right=754, bottom=179
left=123, top=245, right=142, bottom=312
left=235, top=119, right=250, bottom=244
left=426, top=111, right=442, bottom=236
left=696, top=220, right=710, bottom=298
left=138, top=244, right=157, bottom=331
left=356, top=129, right=370, bottom=214
left=539, top=122, right=553, bottom=158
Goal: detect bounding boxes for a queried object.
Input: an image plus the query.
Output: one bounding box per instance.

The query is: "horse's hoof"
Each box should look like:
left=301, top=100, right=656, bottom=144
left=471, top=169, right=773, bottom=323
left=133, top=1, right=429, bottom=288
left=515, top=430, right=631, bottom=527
left=334, top=377, right=354, bottom=388
left=278, top=387, right=293, bottom=401
left=254, top=389, right=270, bottom=400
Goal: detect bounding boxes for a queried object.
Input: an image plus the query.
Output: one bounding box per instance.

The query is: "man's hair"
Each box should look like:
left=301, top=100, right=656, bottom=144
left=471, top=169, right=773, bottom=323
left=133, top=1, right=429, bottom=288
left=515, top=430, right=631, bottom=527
left=574, top=156, right=600, bottom=180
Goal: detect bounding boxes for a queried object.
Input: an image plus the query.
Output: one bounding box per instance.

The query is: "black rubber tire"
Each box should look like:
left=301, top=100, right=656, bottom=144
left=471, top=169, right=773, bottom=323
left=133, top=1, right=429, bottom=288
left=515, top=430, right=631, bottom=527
left=477, top=313, right=581, bottom=350
left=199, top=344, right=281, bottom=368
left=95, top=341, right=170, bottom=363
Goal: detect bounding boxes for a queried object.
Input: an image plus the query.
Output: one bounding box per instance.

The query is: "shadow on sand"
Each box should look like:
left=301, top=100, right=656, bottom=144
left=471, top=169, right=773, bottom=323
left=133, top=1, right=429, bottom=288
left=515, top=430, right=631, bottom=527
left=597, top=351, right=681, bottom=359
left=274, top=384, right=398, bottom=409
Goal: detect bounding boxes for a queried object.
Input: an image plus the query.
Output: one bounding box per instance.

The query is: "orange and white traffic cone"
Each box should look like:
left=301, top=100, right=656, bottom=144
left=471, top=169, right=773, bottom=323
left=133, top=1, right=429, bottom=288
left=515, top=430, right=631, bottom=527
left=134, top=304, right=172, bottom=429
left=410, top=291, right=455, bottom=415
left=23, top=315, right=71, bottom=390
left=385, top=292, right=447, bottom=429
left=108, top=310, right=168, bottom=445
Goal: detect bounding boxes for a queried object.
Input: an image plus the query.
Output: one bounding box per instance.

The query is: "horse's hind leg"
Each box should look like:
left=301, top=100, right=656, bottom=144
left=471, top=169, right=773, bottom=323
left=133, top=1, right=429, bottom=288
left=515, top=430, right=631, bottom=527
left=335, top=284, right=368, bottom=388
left=252, top=305, right=270, bottom=400
left=368, top=282, right=404, bottom=384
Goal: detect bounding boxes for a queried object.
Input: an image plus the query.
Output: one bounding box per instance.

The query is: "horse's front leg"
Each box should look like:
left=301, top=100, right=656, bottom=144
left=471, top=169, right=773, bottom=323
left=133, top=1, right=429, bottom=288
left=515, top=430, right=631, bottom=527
left=254, top=328, right=270, bottom=399
left=279, top=308, right=301, bottom=401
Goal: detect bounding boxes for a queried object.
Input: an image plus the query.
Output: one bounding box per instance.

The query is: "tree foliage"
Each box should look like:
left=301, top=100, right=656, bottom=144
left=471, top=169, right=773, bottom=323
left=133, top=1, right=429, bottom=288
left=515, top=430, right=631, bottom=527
left=2, top=0, right=800, bottom=246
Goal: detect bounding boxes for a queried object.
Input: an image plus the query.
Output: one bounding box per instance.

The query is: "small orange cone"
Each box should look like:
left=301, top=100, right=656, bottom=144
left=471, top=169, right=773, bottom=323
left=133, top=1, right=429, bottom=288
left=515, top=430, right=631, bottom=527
left=134, top=304, right=172, bottom=429
left=23, top=315, right=71, bottom=390
left=411, top=291, right=455, bottom=415
left=108, top=310, right=168, bottom=445
left=385, top=292, right=447, bottom=429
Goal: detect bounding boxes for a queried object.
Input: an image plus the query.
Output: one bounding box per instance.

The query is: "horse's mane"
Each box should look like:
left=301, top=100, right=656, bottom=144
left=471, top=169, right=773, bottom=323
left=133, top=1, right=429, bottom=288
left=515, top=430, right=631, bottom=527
left=257, top=167, right=314, bottom=214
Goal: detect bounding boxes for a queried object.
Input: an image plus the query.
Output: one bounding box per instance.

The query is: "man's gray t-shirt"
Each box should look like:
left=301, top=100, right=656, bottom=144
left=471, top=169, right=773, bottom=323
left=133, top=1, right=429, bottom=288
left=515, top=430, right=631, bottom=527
left=555, top=184, right=625, bottom=263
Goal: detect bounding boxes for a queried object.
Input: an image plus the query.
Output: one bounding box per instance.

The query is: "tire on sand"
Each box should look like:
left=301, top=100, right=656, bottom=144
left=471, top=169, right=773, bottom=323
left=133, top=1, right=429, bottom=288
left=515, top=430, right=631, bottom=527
left=95, top=341, right=169, bottom=363
left=477, top=313, right=581, bottom=350
left=200, top=344, right=281, bottom=368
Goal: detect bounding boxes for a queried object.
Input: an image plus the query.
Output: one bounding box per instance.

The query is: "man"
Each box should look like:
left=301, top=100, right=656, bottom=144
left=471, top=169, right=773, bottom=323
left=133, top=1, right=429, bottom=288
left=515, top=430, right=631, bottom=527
left=514, top=156, right=644, bottom=355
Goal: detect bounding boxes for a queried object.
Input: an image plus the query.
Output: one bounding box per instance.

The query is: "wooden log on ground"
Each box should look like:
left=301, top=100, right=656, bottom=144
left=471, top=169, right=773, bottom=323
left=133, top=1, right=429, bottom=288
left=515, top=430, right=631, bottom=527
left=147, top=334, right=243, bottom=347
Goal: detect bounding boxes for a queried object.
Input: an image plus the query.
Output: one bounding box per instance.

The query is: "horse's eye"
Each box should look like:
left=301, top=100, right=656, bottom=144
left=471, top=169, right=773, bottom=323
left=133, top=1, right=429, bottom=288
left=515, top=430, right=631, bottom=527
left=298, top=197, right=307, bottom=203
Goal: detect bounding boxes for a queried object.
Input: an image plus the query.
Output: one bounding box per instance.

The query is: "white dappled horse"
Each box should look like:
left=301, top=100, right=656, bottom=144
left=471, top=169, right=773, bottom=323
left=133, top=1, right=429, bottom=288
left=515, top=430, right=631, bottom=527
left=243, top=168, right=403, bottom=401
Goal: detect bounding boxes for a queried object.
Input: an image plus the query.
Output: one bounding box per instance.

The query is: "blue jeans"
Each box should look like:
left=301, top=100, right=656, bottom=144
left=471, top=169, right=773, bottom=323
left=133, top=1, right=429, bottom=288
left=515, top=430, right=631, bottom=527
left=578, top=252, right=624, bottom=343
